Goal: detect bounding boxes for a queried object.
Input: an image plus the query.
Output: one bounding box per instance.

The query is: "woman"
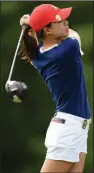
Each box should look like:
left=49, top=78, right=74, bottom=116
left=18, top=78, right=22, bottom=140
left=20, top=4, right=91, bottom=173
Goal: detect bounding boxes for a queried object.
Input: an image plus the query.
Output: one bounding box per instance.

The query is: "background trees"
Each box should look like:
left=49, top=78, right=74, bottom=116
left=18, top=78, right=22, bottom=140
left=1, top=1, right=93, bottom=172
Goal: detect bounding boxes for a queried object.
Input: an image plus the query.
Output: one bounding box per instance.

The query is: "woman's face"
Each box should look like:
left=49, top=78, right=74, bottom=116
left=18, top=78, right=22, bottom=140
left=45, top=20, right=69, bottom=39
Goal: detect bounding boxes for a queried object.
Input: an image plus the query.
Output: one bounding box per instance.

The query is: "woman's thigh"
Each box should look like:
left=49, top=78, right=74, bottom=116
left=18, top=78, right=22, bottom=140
left=69, top=152, right=86, bottom=173
left=40, top=159, right=73, bottom=172
left=40, top=152, right=86, bottom=173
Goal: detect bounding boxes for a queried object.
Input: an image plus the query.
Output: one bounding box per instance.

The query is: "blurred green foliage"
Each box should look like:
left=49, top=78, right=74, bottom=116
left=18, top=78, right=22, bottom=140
left=1, top=1, right=93, bottom=173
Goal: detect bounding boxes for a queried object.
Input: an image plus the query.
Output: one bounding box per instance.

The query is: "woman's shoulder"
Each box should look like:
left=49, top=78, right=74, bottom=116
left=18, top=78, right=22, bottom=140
left=60, top=37, right=80, bottom=53
left=61, top=37, right=79, bottom=45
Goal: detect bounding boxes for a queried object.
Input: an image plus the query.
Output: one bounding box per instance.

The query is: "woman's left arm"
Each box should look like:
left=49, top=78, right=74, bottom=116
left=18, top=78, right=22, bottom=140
left=68, top=29, right=84, bottom=56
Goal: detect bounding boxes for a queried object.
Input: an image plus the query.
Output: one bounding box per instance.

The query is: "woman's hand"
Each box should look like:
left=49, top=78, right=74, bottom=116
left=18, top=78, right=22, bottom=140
left=20, top=14, right=30, bottom=28
left=20, top=14, right=39, bottom=45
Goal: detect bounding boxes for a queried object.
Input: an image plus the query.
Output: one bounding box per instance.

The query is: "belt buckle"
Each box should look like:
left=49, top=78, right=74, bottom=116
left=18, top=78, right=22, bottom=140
left=82, top=119, right=88, bottom=129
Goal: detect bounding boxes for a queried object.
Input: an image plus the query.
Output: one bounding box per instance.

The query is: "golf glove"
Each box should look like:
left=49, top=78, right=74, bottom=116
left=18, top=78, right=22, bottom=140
left=20, top=14, right=30, bottom=27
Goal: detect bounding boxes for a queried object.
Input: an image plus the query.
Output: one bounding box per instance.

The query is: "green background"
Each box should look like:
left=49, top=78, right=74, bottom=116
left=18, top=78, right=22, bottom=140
left=1, top=1, right=93, bottom=173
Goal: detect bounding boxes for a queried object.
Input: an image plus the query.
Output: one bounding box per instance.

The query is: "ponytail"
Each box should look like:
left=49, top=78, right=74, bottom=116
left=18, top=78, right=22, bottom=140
left=20, top=23, right=52, bottom=61
left=20, top=25, right=39, bottom=61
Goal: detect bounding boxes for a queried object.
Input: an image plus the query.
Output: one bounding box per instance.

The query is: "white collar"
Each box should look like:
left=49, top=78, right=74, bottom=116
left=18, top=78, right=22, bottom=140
left=40, top=44, right=58, bottom=53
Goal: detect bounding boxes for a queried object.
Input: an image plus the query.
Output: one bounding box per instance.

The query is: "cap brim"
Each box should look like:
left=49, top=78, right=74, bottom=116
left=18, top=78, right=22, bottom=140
left=51, top=7, right=72, bottom=23
left=59, top=7, right=72, bottom=20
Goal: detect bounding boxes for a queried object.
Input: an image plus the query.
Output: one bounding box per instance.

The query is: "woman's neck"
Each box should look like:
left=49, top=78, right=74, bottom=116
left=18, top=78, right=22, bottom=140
left=42, top=37, right=61, bottom=50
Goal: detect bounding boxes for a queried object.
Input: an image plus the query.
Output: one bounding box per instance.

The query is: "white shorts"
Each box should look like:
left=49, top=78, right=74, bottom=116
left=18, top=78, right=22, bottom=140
left=44, top=112, right=91, bottom=162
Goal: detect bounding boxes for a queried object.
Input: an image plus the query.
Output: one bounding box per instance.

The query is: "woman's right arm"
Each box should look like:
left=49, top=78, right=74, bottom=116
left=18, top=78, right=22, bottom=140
left=20, top=14, right=39, bottom=45
left=20, top=14, right=39, bottom=64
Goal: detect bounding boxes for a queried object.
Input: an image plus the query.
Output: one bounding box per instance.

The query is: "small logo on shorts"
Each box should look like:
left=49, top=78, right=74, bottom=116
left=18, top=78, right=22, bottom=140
left=82, top=120, right=88, bottom=129
left=52, top=117, right=65, bottom=124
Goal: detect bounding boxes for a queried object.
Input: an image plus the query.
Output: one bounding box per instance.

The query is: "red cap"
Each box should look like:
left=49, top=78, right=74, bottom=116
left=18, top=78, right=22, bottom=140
left=29, top=4, right=72, bottom=32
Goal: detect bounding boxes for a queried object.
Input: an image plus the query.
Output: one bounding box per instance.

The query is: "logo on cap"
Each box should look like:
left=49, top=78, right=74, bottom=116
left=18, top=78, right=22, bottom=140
left=56, top=15, right=61, bottom=21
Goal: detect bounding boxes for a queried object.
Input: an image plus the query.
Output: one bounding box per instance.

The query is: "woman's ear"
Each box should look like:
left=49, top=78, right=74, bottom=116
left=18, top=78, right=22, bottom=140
left=43, top=27, right=52, bottom=36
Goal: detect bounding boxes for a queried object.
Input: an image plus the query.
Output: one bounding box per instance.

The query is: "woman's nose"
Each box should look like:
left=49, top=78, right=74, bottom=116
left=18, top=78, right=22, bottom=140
left=64, top=20, right=69, bottom=26
left=66, top=25, right=69, bottom=29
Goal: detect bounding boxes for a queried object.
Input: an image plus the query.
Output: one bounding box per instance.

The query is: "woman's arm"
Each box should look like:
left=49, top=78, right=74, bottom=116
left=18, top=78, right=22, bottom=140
left=20, top=14, right=39, bottom=65
left=68, top=29, right=84, bottom=56
left=20, top=14, right=39, bottom=45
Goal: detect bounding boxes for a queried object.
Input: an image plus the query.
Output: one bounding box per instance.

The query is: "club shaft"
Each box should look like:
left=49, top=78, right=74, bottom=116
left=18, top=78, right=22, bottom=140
left=8, top=29, right=24, bottom=81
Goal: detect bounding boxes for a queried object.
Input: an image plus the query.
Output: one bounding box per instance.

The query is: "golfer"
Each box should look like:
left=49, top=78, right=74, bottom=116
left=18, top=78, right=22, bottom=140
left=20, top=4, right=91, bottom=173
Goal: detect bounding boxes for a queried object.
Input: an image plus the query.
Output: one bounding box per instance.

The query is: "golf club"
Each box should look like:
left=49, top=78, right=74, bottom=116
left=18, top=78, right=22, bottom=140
left=5, top=29, right=28, bottom=103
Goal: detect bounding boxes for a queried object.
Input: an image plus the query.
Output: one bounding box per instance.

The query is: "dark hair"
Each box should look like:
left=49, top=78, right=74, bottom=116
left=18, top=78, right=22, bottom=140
left=20, top=23, right=52, bottom=61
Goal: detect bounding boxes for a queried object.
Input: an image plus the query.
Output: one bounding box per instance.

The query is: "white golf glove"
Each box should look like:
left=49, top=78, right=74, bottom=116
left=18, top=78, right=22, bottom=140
left=20, top=14, right=30, bottom=27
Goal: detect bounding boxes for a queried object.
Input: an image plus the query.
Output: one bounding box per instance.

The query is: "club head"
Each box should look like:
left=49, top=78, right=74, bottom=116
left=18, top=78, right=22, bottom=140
left=5, top=80, right=28, bottom=103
